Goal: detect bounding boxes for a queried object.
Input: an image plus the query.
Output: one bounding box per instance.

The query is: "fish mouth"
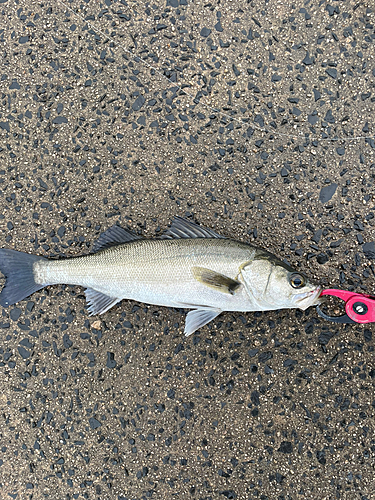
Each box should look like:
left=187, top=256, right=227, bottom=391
left=294, top=286, right=323, bottom=310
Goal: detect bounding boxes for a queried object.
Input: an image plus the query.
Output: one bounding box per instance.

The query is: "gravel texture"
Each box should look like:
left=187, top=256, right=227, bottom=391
left=0, top=0, right=375, bottom=499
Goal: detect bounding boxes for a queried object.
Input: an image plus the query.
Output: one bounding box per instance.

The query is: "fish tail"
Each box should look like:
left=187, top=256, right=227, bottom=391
left=0, top=249, right=48, bottom=307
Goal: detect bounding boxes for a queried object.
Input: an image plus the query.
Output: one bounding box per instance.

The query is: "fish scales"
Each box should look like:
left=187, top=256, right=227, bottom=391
left=35, top=238, right=256, bottom=310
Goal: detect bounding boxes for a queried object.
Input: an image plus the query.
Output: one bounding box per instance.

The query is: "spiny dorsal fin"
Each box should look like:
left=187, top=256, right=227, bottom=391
left=92, top=225, right=142, bottom=253
left=192, top=266, right=242, bottom=295
left=161, top=217, right=226, bottom=240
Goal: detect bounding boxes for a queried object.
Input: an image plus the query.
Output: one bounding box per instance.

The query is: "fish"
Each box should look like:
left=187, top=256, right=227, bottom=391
left=0, top=217, right=322, bottom=336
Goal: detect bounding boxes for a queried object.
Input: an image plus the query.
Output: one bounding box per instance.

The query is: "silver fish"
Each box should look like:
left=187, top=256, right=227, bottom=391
left=0, top=217, right=321, bottom=336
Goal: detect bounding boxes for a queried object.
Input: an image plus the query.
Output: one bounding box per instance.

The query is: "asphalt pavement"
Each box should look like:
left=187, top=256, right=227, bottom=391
left=0, top=0, right=374, bottom=498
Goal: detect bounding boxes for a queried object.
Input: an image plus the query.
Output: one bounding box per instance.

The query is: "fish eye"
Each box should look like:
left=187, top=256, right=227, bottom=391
left=289, top=273, right=305, bottom=289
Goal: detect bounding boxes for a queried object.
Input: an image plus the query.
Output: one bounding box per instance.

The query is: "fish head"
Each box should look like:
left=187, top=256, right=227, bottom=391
left=265, top=264, right=322, bottom=310
left=241, top=249, right=322, bottom=310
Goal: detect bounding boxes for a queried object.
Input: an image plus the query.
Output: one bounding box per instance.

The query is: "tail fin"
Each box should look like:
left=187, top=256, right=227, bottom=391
left=0, top=249, right=47, bottom=307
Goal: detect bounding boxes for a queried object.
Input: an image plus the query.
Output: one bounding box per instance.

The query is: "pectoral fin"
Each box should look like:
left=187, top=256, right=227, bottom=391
left=192, top=266, right=241, bottom=295
left=184, top=308, right=222, bottom=336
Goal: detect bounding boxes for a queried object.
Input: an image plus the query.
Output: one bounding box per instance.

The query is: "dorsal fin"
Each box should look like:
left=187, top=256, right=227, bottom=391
left=161, top=217, right=226, bottom=239
left=92, top=225, right=142, bottom=253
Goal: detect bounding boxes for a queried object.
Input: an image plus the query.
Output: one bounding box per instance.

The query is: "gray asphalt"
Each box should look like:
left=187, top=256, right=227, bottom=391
left=0, top=0, right=374, bottom=499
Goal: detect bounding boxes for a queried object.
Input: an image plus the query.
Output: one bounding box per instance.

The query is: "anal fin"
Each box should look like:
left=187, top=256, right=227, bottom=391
left=85, top=288, right=121, bottom=315
left=184, top=308, right=222, bottom=336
